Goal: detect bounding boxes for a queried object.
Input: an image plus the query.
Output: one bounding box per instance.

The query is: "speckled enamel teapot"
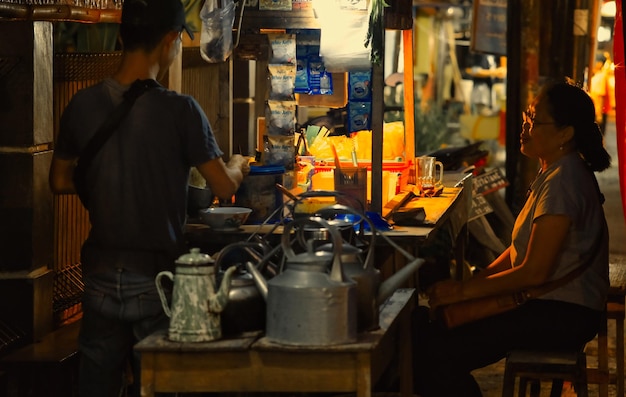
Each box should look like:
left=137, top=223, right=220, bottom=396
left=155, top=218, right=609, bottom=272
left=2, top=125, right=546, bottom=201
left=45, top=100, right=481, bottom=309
left=156, top=248, right=236, bottom=342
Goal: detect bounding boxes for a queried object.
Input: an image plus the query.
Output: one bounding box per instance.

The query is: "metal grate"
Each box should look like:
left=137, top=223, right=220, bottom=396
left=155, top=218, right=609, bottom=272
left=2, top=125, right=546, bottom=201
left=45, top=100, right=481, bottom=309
left=51, top=53, right=122, bottom=326
left=53, top=263, right=84, bottom=326
left=0, top=319, right=26, bottom=355
left=54, top=52, right=122, bottom=81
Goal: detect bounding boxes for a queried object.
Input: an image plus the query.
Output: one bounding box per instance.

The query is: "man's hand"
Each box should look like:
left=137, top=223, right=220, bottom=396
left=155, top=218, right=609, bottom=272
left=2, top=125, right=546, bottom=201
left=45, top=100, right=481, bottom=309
left=228, top=154, right=251, bottom=176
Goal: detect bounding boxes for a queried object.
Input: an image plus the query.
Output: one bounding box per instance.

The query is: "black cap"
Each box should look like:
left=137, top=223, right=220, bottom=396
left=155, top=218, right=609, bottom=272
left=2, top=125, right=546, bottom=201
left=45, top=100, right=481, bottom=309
left=122, top=0, right=194, bottom=40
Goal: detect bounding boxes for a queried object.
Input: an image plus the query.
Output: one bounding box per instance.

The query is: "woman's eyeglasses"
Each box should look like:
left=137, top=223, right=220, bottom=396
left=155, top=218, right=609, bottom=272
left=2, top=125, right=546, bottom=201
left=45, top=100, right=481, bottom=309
left=522, top=110, right=555, bottom=128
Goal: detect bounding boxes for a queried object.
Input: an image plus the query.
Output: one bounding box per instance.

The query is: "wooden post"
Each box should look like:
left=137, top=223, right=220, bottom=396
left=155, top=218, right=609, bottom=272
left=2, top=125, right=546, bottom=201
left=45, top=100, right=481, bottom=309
left=403, top=28, right=415, bottom=163
left=371, top=62, right=384, bottom=213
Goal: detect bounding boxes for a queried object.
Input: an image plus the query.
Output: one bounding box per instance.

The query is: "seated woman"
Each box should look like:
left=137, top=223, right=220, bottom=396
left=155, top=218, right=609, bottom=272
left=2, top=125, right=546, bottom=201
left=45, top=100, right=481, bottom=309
left=412, top=80, right=611, bottom=397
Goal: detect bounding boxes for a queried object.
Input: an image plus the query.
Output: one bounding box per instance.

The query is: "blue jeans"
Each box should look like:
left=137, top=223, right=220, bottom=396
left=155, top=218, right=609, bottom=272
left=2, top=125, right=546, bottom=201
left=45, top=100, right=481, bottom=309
left=79, top=268, right=169, bottom=397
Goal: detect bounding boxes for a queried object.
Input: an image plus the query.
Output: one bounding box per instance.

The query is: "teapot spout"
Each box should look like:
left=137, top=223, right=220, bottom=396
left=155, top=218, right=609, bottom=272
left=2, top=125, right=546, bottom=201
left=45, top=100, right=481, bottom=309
left=245, top=261, right=268, bottom=300
left=376, top=257, right=425, bottom=305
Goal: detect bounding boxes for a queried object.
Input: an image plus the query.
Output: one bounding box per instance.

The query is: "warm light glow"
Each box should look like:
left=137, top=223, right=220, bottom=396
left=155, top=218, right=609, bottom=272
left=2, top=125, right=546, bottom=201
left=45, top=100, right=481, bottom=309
left=312, top=0, right=368, bottom=16
left=598, top=25, right=613, bottom=42
left=601, top=1, right=616, bottom=18
left=312, top=0, right=340, bottom=22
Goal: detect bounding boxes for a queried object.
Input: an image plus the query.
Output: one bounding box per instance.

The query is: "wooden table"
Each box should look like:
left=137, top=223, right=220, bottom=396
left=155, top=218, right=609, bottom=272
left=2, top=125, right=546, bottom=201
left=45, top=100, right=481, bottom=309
left=135, top=289, right=415, bottom=397
left=186, top=186, right=469, bottom=283
left=186, top=186, right=466, bottom=243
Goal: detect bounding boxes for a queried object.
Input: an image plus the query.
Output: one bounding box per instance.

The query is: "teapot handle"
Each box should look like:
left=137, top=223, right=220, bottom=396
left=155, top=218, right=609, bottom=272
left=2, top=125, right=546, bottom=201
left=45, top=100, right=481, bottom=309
left=281, top=216, right=345, bottom=282
left=155, top=271, right=174, bottom=317
left=214, top=241, right=268, bottom=272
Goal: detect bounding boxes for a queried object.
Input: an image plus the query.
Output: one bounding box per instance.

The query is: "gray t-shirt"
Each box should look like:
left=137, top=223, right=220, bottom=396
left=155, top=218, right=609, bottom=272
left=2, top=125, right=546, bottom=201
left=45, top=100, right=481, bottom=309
left=55, top=78, right=223, bottom=270
left=510, top=152, right=609, bottom=311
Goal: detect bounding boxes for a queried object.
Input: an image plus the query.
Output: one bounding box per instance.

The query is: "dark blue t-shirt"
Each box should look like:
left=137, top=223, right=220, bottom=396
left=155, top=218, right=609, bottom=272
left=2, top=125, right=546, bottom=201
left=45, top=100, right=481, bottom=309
left=55, top=78, right=223, bottom=271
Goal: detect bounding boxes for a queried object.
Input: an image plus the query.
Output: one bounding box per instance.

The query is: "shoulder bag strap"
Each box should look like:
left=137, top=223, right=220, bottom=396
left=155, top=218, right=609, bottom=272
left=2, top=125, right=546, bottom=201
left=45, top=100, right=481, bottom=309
left=75, top=78, right=160, bottom=173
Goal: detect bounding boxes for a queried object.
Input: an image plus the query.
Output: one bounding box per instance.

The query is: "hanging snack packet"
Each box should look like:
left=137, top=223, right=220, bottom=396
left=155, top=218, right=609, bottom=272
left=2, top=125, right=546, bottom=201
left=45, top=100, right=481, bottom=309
left=268, top=64, right=296, bottom=100
left=268, top=33, right=296, bottom=65
left=265, top=100, right=297, bottom=135
left=308, top=54, right=329, bottom=95
left=295, top=55, right=310, bottom=94
left=319, top=70, right=333, bottom=95
left=295, top=41, right=310, bottom=94
left=293, top=30, right=320, bottom=94
left=349, top=70, right=372, bottom=101
left=264, top=135, right=296, bottom=170
left=348, top=101, right=372, bottom=133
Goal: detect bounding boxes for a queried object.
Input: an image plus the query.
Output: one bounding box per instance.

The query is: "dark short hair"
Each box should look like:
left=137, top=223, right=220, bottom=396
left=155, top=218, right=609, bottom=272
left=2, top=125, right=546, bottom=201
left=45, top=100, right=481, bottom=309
left=120, top=0, right=193, bottom=51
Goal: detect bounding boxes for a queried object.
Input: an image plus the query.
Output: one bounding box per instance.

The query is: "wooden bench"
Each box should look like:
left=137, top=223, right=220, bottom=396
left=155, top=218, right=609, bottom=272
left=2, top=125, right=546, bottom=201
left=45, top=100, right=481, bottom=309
left=0, top=319, right=81, bottom=397
left=587, top=257, right=626, bottom=397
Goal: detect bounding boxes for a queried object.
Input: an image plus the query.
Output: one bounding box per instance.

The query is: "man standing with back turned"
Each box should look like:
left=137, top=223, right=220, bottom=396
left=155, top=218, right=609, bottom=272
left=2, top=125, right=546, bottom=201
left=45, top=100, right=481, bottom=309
left=48, top=0, right=249, bottom=395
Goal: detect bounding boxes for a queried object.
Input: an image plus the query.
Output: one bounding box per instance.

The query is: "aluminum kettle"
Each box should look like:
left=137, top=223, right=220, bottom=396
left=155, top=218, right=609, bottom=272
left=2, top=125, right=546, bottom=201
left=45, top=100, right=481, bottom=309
left=316, top=204, right=425, bottom=331
left=315, top=204, right=379, bottom=331
left=246, top=216, right=357, bottom=346
left=156, top=248, right=236, bottom=342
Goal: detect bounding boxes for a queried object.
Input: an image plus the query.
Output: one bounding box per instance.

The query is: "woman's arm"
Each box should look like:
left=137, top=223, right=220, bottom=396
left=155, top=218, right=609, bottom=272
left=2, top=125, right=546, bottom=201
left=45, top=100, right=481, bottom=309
left=428, top=213, right=571, bottom=308
left=472, top=246, right=512, bottom=279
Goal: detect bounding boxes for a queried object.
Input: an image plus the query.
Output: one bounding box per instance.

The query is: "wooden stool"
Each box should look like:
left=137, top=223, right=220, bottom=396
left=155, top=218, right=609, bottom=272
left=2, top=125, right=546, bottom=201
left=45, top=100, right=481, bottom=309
left=588, top=259, right=626, bottom=397
left=502, top=349, right=588, bottom=397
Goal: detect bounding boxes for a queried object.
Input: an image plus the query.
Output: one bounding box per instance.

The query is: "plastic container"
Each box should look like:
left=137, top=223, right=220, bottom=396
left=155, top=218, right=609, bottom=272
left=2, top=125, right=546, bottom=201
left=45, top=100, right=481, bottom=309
left=235, top=165, right=285, bottom=224
left=334, top=167, right=367, bottom=210
left=314, top=160, right=411, bottom=203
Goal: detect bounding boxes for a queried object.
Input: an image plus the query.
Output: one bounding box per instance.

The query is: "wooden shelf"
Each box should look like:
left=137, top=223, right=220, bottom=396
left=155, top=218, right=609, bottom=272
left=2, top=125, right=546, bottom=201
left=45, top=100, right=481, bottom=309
left=238, top=8, right=319, bottom=31
left=237, top=8, right=367, bottom=31
left=0, top=3, right=121, bottom=23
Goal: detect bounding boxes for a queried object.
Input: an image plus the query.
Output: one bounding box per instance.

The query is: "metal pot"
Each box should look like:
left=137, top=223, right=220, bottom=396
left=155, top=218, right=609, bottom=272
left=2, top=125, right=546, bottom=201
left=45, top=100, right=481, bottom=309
left=246, top=216, right=357, bottom=346
left=316, top=204, right=424, bottom=331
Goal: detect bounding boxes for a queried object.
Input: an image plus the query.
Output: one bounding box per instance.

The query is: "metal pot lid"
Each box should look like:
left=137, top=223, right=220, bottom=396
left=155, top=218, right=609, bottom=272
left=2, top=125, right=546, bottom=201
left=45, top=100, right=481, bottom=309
left=175, top=248, right=215, bottom=266
left=300, top=219, right=353, bottom=234
left=318, top=242, right=361, bottom=255
left=289, top=249, right=334, bottom=265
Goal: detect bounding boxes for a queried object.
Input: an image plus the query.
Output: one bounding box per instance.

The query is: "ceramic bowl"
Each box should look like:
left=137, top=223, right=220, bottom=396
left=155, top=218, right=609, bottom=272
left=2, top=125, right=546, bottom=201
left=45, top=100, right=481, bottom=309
left=198, top=207, right=252, bottom=231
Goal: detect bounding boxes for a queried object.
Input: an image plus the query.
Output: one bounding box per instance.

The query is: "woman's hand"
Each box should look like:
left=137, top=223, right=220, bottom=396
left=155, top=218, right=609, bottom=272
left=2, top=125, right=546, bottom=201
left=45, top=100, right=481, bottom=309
left=427, top=279, right=465, bottom=310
